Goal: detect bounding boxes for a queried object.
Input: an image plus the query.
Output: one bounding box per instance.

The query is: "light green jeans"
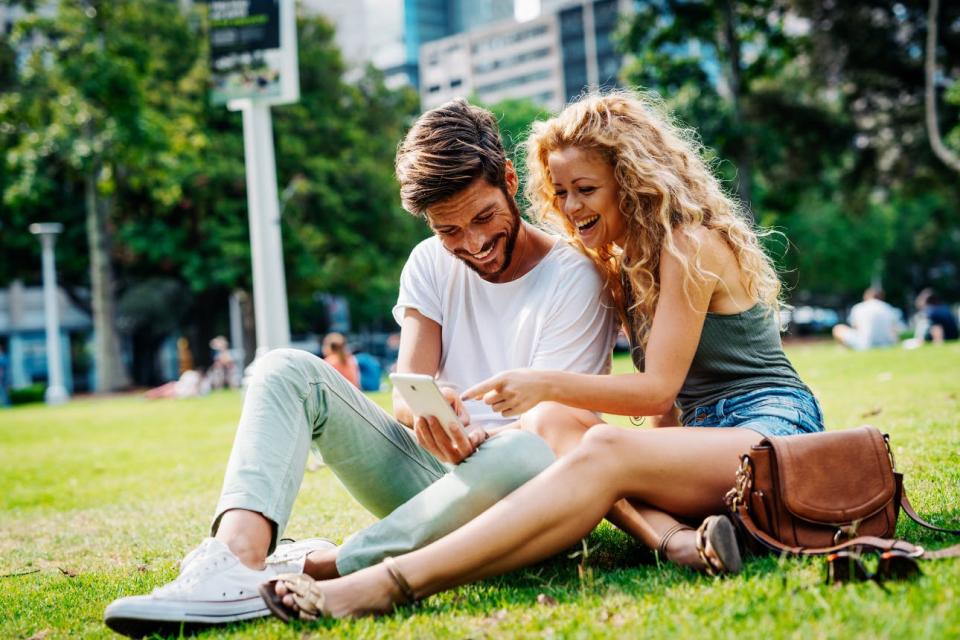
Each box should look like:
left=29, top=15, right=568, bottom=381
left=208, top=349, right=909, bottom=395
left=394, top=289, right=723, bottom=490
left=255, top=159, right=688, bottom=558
left=212, top=348, right=556, bottom=575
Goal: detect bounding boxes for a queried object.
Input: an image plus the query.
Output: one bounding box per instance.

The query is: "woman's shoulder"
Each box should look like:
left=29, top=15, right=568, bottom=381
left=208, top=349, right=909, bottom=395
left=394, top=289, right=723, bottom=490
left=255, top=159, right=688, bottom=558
left=666, top=226, right=733, bottom=267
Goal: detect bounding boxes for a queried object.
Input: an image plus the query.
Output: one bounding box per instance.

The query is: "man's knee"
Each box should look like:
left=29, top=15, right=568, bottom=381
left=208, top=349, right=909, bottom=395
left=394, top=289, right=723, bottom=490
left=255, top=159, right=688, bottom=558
left=249, top=348, right=334, bottom=387
left=467, top=429, right=556, bottom=494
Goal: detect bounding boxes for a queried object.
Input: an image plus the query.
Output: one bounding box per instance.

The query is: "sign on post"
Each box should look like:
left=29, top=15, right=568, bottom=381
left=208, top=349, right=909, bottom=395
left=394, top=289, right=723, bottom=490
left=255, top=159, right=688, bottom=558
left=207, top=0, right=299, bottom=356
left=209, top=0, right=299, bottom=106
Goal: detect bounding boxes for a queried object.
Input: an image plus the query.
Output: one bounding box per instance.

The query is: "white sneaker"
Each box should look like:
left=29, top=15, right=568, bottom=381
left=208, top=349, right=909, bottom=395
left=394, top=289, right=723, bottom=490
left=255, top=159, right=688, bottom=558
left=104, top=537, right=336, bottom=637
left=267, top=537, right=337, bottom=574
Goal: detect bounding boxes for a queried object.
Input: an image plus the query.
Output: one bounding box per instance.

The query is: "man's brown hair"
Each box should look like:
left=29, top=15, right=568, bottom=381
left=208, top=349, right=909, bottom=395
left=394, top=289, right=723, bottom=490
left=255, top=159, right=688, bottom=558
left=395, top=99, right=508, bottom=216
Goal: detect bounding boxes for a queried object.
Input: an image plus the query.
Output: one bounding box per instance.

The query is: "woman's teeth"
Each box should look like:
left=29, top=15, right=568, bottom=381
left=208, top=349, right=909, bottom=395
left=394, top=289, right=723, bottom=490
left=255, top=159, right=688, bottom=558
left=576, top=215, right=600, bottom=231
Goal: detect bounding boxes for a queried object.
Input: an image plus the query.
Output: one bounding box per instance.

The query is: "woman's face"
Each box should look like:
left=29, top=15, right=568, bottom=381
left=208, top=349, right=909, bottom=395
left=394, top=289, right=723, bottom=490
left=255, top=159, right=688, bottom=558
left=547, top=146, right=626, bottom=249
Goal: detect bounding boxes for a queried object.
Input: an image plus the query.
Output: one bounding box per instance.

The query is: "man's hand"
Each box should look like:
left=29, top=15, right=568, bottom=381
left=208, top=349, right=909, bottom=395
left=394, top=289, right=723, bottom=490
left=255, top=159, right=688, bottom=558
left=413, top=416, right=488, bottom=464
left=412, top=386, right=484, bottom=464
left=462, top=369, right=553, bottom=418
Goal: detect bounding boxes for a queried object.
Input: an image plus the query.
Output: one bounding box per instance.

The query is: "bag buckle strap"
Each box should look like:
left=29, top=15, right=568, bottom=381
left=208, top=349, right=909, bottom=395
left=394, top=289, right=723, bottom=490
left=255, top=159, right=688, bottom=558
left=729, top=455, right=753, bottom=511
left=883, top=433, right=897, bottom=471
left=833, top=521, right=863, bottom=545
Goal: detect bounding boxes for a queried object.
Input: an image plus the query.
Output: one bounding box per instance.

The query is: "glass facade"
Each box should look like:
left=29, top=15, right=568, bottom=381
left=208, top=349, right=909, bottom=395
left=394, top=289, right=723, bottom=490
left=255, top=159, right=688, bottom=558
left=593, top=0, right=621, bottom=89
left=453, top=0, right=515, bottom=33
left=560, top=5, right=588, bottom=101
left=403, top=0, right=455, bottom=87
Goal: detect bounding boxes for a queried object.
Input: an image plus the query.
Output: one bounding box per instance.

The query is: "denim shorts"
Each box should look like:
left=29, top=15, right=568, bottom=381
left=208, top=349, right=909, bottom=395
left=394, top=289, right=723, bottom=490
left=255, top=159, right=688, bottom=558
left=686, top=387, right=825, bottom=438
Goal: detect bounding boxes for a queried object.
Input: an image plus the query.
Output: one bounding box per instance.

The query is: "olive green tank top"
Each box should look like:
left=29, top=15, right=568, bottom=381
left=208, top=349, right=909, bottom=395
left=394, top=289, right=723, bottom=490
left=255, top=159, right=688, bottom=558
left=627, top=303, right=810, bottom=424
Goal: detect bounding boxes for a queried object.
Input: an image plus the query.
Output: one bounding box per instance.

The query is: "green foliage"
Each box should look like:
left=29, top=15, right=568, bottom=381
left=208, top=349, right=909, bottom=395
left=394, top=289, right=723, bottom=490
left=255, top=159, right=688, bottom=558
left=946, top=78, right=960, bottom=156
left=618, top=0, right=960, bottom=306
left=478, top=96, right=553, bottom=213
left=2, top=347, right=959, bottom=638
left=7, top=382, right=45, bottom=405
left=1, top=1, right=426, bottom=340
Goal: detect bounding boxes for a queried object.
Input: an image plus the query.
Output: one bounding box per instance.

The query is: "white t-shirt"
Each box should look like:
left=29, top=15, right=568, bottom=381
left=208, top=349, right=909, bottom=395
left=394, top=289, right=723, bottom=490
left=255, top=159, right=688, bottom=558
left=848, top=299, right=901, bottom=349
left=393, top=236, right=618, bottom=428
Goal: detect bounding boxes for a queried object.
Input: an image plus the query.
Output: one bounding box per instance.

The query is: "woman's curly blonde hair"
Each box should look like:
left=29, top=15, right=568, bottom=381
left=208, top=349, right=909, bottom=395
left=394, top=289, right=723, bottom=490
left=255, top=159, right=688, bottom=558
left=525, top=90, right=781, bottom=354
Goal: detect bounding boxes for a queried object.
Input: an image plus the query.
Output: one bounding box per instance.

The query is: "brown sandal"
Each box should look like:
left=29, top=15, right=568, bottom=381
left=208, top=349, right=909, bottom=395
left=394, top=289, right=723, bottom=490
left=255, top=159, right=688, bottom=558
left=656, top=523, right=694, bottom=562
left=695, top=515, right=742, bottom=576
left=258, top=557, right=417, bottom=623
left=259, top=572, right=329, bottom=622
left=383, top=557, right=417, bottom=603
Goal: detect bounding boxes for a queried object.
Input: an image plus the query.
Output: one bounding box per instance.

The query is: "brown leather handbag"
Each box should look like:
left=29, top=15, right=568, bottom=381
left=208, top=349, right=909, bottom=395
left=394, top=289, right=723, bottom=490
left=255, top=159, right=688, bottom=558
left=725, top=425, right=960, bottom=558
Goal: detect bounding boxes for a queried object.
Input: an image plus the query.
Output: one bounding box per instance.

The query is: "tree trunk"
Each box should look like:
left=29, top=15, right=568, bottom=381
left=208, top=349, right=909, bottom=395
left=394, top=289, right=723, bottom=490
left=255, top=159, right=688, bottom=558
left=925, top=0, right=960, bottom=174
left=721, top=0, right=753, bottom=218
left=84, top=157, right=131, bottom=391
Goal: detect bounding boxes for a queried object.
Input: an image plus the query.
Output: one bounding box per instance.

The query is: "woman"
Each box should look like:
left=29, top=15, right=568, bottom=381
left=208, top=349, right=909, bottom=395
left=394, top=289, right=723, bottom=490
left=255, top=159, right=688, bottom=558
left=322, top=332, right=361, bottom=389
left=261, top=91, right=825, bottom=619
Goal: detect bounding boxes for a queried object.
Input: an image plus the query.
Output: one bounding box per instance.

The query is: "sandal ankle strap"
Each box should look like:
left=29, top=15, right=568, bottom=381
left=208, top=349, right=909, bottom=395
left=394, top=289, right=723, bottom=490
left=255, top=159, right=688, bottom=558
left=383, top=557, right=417, bottom=603
left=657, top=523, right=693, bottom=558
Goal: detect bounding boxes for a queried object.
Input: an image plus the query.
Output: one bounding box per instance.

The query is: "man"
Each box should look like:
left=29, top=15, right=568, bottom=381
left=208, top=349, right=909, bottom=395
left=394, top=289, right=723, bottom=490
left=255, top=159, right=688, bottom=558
left=914, top=288, right=959, bottom=344
left=832, top=287, right=902, bottom=350
left=104, top=99, right=616, bottom=636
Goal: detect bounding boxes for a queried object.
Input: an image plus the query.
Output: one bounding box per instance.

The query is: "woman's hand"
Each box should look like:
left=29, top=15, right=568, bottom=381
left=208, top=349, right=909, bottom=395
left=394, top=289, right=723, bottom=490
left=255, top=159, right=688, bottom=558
left=462, top=369, right=555, bottom=418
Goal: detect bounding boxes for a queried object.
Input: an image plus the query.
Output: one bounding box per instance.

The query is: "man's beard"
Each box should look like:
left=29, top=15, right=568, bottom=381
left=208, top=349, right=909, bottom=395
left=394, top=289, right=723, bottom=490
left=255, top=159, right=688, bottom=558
left=455, top=195, right=522, bottom=278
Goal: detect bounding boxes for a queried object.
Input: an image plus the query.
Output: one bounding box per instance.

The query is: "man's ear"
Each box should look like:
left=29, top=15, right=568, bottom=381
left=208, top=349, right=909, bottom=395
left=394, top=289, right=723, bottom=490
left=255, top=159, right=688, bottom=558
left=504, top=160, right=519, bottom=197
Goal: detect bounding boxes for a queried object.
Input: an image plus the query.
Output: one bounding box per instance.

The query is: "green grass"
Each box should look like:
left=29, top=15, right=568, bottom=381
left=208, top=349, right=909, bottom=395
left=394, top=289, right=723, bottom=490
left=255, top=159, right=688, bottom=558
left=1, top=342, right=959, bottom=639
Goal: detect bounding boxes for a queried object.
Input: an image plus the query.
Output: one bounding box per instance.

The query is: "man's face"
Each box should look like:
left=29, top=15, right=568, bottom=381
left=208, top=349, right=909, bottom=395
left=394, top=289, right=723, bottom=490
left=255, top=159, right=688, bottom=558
left=426, top=163, right=522, bottom=282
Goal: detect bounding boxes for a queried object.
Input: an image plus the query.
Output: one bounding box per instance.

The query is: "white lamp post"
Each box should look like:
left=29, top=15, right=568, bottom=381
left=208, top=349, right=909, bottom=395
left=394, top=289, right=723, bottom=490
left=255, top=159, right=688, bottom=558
left=29, top=223, right=69, bottom=405
left=239, top=103, right=291, bottom=356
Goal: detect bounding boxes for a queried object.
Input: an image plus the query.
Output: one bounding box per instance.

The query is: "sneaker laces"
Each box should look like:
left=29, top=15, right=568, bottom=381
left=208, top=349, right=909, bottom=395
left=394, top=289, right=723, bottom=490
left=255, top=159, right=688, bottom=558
left=153, top=539, right=240, bottom=598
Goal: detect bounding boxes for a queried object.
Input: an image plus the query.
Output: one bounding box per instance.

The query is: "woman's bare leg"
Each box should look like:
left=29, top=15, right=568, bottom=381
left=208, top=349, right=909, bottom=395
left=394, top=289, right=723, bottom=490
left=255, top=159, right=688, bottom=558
left=521, top=403, right=695, bottom=553
left=279, top=424, right=762, bottom=617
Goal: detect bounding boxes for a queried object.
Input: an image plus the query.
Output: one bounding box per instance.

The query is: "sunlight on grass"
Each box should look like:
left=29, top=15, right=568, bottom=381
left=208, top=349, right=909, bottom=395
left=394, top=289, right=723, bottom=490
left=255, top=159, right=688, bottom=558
left=1, top=342, right=958, bottom=639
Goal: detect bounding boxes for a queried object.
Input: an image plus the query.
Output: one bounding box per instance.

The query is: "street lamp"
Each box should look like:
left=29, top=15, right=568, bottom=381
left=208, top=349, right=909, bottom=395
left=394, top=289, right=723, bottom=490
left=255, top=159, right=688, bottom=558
left=29, top=222, right=69, bottom=405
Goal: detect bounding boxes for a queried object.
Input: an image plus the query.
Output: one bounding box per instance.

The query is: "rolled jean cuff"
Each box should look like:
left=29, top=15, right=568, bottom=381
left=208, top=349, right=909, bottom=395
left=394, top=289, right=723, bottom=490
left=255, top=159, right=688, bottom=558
left=211, top=492, right=282, bottom=555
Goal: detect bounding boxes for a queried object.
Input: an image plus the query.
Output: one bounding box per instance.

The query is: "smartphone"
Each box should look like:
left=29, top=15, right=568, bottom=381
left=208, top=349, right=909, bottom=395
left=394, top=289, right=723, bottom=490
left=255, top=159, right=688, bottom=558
left=389, top=373, right=466, bottom=440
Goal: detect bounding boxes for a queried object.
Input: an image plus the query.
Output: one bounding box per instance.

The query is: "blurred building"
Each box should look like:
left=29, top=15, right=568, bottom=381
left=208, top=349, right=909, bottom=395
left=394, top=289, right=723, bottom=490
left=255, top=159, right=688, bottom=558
left=0, top=280, right=93, bottom=393
left=305, top=0, right=516, bottom=89
left=420, top=0, right=631, bottom=111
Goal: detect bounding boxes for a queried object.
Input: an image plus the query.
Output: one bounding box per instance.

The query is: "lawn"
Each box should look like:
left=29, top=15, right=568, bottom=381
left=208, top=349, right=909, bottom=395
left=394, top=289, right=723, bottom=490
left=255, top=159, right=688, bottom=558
left=1, top=342, right=959, bottom=639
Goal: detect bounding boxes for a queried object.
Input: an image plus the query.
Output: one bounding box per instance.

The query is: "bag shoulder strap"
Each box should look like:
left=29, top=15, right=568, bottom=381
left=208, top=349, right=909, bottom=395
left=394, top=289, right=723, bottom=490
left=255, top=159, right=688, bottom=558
left=900, top=491, right=960, bottom=535
left=732, top=499, right=960, bottom=559
left=730, top=502, right=921, bottom=556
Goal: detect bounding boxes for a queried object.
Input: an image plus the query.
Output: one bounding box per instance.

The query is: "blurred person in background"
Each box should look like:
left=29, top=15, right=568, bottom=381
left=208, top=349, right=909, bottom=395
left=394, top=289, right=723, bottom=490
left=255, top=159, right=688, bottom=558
left=911, top=288, right=959, bottom=345
left=177, top=337, right=194, bottom=376
left=322, top=332, right=361, bottom=389
left=832, top=287, right=901, bottom=350
left=208, top=336, right=240, bottom=390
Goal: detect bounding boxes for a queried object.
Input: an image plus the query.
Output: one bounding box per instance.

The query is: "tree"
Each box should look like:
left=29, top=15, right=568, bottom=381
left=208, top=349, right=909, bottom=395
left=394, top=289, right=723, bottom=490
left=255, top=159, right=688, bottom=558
left=111, top=12, right=425, bottom=333
left=620, top=0, right=821, bottom=215
left=2, top=3, right=444, bottom=388
left=618, top=1, right=960, bottom=306
left=479, top=97, right=553, bottom=212
left=925, top=0, right=960, bottom=173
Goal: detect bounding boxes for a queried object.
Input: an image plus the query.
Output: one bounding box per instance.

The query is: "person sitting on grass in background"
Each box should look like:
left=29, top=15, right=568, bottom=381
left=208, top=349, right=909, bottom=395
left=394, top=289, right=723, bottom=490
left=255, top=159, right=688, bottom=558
left=103, top=98, right=617, bottom=637
left=207, top=335, right=240, bottom=390
left=321, top=332, right=361, bottom=389
left=832, top=287, right=902, bottom=350
left=914, top=288, right=959, bottom=345
left=259, top=90, right=827, bottom=622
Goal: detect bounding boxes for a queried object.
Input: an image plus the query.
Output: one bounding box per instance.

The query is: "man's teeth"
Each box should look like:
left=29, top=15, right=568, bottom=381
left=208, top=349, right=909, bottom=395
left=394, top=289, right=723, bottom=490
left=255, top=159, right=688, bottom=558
left=474, top=246, right=493, bottom=259
left=576, top=215, right=600, bottom=230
